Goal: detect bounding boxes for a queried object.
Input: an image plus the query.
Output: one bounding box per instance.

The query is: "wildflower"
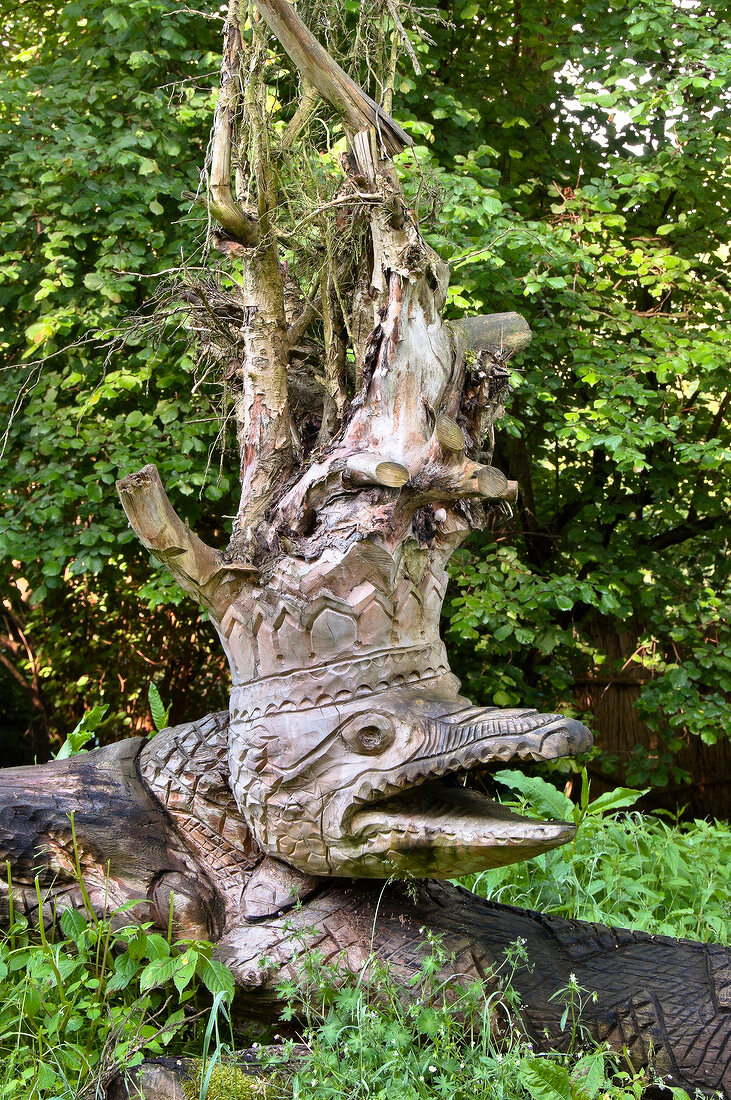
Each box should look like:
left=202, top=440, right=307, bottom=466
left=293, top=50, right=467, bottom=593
left=429, top=1066, right=437, bottom=1073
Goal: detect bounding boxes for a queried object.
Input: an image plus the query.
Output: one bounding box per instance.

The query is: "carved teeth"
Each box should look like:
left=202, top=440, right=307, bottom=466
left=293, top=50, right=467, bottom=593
left=346, top=713, right=590, bottom=834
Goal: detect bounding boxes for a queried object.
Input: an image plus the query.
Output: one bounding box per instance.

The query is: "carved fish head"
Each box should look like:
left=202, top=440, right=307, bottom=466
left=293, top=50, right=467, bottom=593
left=229, top=673, right=591, bottom=878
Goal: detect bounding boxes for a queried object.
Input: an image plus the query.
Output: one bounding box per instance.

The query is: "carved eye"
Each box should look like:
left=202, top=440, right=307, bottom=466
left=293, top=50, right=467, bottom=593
left=339, top=714, right=396, bottom=755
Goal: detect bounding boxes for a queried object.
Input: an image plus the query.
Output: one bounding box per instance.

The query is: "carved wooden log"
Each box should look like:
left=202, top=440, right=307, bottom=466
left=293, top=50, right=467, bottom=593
left=0, top=717, right=729, bottom=1097
left=4, top=4, right=729, bottom=1096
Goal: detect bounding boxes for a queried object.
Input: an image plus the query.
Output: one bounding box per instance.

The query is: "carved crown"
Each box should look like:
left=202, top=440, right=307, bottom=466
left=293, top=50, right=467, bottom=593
left=217, top=539, right=454, bottom=720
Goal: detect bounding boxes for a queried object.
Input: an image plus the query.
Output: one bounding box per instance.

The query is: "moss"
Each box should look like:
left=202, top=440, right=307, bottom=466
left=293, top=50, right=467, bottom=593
left=182, top=1061, right=287, bottom=1100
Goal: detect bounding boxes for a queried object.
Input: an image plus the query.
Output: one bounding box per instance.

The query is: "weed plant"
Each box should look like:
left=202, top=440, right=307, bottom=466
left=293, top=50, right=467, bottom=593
left=0, top=874, right=234, bottom=1098
left=265, top=931, right=671, bottom=1100
left=461, top=771, right=731, bottom=943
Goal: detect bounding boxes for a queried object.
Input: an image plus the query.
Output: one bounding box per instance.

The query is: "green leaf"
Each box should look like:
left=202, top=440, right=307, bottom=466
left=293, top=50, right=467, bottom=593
left=173, top=949, right=198, bottom=996
left=586, top=787, right=648, bottom=816
left=196, top=956, right=235, bottom=1003
left=55, top=704, right=108, bottom=759
left=494, top=770, right=574, bottom=822
left=60, top=907, right=88, bottom=939
left=519, top=1057, right=572, bottom=1100
left=140, top=956, right=178, bottom=991
left=571, top=1053, right=606, bottom=1099
left=107, top=951, right=138, bottom=992
left=148, top=681, right=171, bottom=733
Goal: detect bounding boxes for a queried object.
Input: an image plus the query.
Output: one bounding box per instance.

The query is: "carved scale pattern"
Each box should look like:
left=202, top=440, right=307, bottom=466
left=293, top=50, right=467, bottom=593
left=139, top=712, right=263, bottom=920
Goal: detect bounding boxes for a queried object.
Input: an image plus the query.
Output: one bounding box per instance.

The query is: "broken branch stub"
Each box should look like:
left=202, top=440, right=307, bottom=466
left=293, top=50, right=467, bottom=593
left=454, top=311, right=532, bottom=355
left=116, top=465, right=222, bottom=595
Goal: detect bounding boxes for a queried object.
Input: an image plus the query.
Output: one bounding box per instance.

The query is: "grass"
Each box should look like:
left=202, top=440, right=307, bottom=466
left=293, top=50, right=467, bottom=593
left=460, top=771, right=731, bottom=943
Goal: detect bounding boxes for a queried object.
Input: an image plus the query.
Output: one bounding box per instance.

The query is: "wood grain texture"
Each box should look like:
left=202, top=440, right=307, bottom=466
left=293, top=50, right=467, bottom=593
left=0, top=722, right=728, bottom=1096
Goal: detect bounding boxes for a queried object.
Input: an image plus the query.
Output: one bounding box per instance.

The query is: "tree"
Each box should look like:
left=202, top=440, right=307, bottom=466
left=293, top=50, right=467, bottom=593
left=0, top=0, right=234, bottom=756
left=2, top=0, right=730, bottom=813
left=413, top=0, right=731, bottom=811
left=1, top=6, right=730, bottom=1092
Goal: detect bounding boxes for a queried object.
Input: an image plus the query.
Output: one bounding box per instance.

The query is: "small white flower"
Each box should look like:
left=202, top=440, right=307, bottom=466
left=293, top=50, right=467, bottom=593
left=429, top=1065, right=437, bottom=1073
left=569, top=972, right=577, bottom=983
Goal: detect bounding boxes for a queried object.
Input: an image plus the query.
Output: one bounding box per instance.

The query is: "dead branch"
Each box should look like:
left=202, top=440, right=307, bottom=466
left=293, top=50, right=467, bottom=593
left=253, top=0, right=413, bottom=156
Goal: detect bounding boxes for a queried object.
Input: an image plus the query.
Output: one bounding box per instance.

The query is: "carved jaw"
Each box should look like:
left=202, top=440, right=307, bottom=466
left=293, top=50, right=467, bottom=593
left=231, top=678, right=592, bottom=879
left=338, top=699, right=588, bottom=877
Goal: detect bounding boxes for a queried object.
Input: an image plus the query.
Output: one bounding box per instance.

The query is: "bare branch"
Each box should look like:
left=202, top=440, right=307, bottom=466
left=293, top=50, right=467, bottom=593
left=253, top=0, right=413, bottom=156
left=205, top=0, right=260, bottom=246
left=453, top=312, right=532, bottom=356
left=116, top=465, right=231, bottom=610
left=279, top=78, right=320, bottom=153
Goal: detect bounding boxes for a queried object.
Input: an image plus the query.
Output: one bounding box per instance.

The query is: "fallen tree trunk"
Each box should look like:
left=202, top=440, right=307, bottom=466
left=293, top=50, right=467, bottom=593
left=1, top=718, right=729, bottom=1097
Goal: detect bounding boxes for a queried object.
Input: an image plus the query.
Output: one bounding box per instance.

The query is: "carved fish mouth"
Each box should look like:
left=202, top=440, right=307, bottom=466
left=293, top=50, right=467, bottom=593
left=342, top=705, right=591, bottom=877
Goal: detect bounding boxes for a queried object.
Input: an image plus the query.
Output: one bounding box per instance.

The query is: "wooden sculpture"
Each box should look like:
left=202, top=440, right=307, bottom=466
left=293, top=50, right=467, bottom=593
left=1, top=3, right=729, bottom=1095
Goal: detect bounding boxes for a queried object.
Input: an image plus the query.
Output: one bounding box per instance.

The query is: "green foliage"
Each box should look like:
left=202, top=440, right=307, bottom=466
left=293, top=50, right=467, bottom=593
left=0, top=805, right=723, bottom=1096
left=409, top=1, right=731, bottom=792
left=0, top=0, right=233, bottom=757
left=271, top=932, right=657, bottom=1100
left=492, top=769, right=646, bottom=825
left=55, top=703, right=108, bottom=759
left=148, top=680, right=172, bottom=733
left=0, top=900, right=235, bottom=1098
left=462, top=777, right=731, bottom=942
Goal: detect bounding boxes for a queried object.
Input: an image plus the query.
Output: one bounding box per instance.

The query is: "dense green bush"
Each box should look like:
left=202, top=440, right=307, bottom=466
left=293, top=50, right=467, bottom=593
left=0, top=0, right=234, bottom=755
left=0, top=887, right=234, bottom=1097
